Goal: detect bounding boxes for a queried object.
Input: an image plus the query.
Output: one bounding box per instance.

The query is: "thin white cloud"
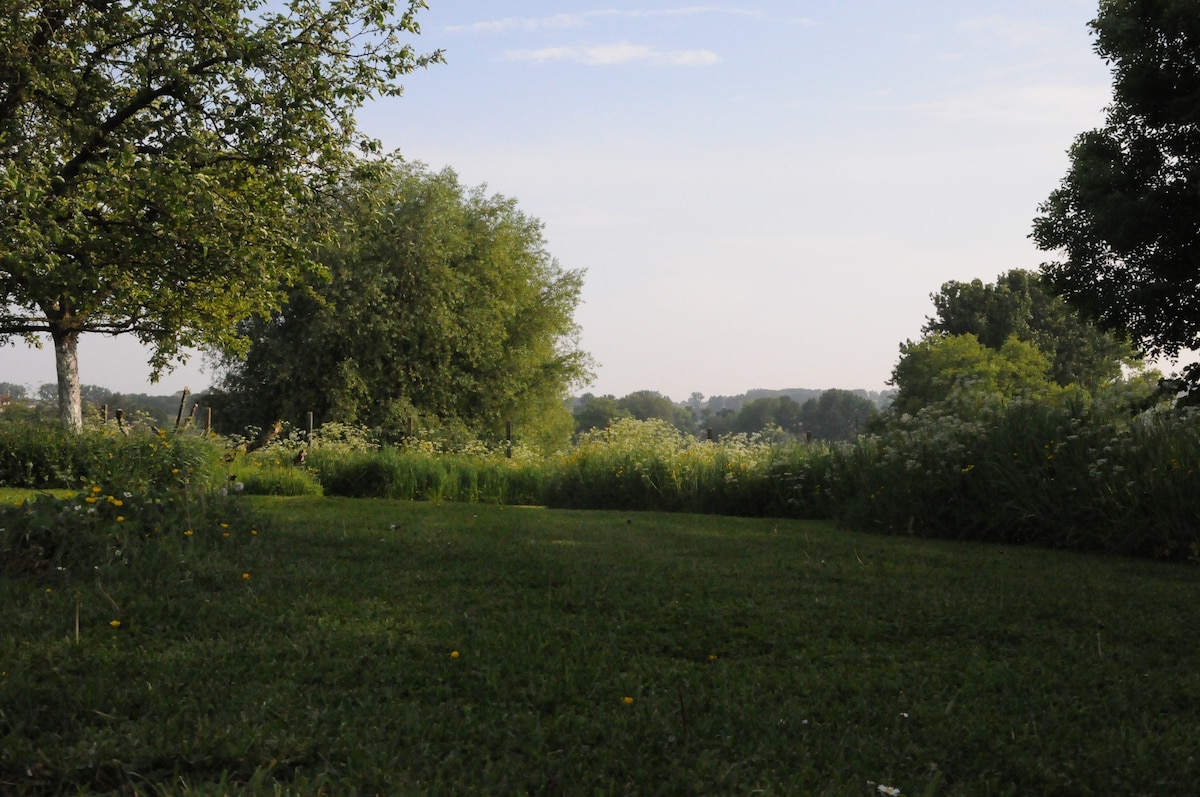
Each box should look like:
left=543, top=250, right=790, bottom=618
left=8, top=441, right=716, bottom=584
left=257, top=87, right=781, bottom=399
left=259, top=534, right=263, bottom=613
left=907, top=82, right=1111, bottom=129
left=958, top=16, right=1054, bottom=48
left=447, top=6, right=801, bottom=35
left=503, top=41, right=720, bottom=67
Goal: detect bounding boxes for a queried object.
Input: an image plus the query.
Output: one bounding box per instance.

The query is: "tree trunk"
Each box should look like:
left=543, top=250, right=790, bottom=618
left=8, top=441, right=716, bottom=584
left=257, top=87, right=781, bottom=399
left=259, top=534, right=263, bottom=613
left=52, top=327, right=83, bottom=432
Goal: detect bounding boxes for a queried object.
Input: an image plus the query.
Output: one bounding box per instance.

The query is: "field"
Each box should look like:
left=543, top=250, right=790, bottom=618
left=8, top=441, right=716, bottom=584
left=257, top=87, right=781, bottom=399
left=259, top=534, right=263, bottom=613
left=2, top=495, right=1198, bottom=795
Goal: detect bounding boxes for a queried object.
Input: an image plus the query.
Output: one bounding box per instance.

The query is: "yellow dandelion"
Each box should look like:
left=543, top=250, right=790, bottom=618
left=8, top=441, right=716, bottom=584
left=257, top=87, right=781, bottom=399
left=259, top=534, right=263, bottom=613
left=220, top=523, right=229, bottom=529
left=91, top=486, right=101, bottom=493
left=171, top=468, right=180, bottom=475
left=708, top=654, right=717, bottom=661
left=450, top=650, right=460, bottom=659
left=242, top=572, right=250, bottom=580
left=251, top=529, right=258, bottom=536
left=622, top=696, right=634, bottom=705
left=222, top=531, right=230, bottom=538
left=116, top=516, right=124, bottom=522
left=45, top=588, right=52, bottom=594
left=184, top=529, right=194, bottom=537
left=110, top=620, right=121, bottom=628
left=84, top=496, right=97, bottom=504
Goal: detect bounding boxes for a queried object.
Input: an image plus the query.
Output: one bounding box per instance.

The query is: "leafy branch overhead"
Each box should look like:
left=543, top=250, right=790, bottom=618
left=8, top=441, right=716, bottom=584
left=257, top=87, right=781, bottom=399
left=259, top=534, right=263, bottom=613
left=0, top=0, right=442, bottom=430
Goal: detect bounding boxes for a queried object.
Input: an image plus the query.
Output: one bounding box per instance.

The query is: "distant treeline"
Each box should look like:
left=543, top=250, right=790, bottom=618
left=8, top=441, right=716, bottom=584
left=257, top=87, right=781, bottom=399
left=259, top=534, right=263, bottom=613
left=0, top=382, right=208, bottom=427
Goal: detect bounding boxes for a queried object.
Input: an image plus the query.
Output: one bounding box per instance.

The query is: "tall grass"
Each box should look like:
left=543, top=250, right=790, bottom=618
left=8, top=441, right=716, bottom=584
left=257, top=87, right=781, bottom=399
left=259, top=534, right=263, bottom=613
left=833, top=394, right=1200, bottom=560
left=0, top=420, right=225, bottom=491
left=540, top=418, right=833, bottom=517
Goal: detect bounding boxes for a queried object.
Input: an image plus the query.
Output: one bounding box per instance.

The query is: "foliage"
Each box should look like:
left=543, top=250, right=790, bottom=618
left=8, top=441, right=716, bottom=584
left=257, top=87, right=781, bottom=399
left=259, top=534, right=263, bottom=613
left=541, top=418, right=832, bottom=517
left=888, top=333, right=1063, bottom=416
left=3, top=497, right=1199, bottom=794
left=833, top=378, right=1199, bottom=560
left=571, top=393, right=631, bottom=435
left=212, top=162, right=591, bottom=451
left=311, top=447, right=542, bottom=504
left=798, top=388, right=878, bottom=442
left=615, top=390, right=697, bottom=434
left=924, top=269, right=1139, bottom=389
left=0, top=417, right=223, bottom=490
left=1032, top=0, right=1200, bottom=392
left=0, top=0, right=441, bottom=429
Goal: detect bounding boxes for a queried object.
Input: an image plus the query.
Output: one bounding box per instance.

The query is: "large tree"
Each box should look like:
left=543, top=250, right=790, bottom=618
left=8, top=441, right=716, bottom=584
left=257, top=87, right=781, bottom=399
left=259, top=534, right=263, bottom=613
left=212, top=162, right=592, bottom=450
left=924, top=270, right=1139, bottom=390
left=1032, top=0, right=1200, bottom=391
left=0, top=0, right=440, bottom=430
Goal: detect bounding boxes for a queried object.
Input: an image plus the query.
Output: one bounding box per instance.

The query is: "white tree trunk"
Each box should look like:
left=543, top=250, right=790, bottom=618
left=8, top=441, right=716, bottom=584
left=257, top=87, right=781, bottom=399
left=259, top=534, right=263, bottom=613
left=52, top=329, right=83, bottom=433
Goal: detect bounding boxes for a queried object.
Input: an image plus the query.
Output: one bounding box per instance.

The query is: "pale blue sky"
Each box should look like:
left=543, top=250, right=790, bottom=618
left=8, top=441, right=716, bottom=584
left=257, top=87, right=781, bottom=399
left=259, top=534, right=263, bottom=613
left=0, top=1, right=1114, bottom=402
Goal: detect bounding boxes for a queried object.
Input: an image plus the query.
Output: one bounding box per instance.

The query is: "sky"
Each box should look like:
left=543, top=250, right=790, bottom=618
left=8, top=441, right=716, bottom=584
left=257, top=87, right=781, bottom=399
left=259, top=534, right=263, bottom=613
left=0, top=0, right=1118, bottom=403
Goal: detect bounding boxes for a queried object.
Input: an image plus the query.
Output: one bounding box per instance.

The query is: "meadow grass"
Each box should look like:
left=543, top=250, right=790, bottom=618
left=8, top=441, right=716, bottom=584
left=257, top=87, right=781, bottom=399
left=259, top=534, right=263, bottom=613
left=2, top=494, right=1197, bottom=795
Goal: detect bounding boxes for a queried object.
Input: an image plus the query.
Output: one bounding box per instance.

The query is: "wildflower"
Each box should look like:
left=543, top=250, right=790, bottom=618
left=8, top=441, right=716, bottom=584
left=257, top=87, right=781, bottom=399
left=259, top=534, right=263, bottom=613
left=961, top=464, right=975, bottom=473
left=220, top=523, right=229, bottom=529
left=91, top=486, right=101, bottom=493
left=45, top=588, right=52, bottom=594
left=233, top=482, right=244, bottom=492
left=242, top=573, right=250, bottom=580
left=450, top=650, right=460, bottom=659
left=123, top=491, right=132, bottom=498
left=251, top=529, right=258, bottom=536
left=622, top=696, right=634, bottom=705
left=116, top=516, right=124, bottom=522
left=877, top=787, right=901, bottom=796
left=84, top=496, right=97, bottom=504
left=110, top=620, right=121, bottom=628
left=708, top=654, right=718, bottom=661
left=184, top=529, right=194, bottom=537
left=222, top=532, right=230, bottom=538
left=171, top=468, right=180, bottom=475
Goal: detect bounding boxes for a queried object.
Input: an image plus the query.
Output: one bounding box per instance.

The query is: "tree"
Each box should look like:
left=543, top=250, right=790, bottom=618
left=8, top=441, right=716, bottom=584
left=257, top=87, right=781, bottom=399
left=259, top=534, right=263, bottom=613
left=0, top=0, right=440, bottom=430
left=212, top=162, right=592, bottom=450
left=733, top=395, right=803, bottom=437
left=925, top=270, right=1139, bottom=390
left=889, top=334, right=1061, bottom=416
left=1032, top=0, right=1200, bottom=392
left=616, top=390, right=696, bottom=434
left=573, top=394, right=631, bottom=435
left=799, top=389, right=877, bottom=442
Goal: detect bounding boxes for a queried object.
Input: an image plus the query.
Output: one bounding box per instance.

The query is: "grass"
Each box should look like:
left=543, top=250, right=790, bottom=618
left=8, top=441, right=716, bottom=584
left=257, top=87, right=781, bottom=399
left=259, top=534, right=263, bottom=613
left=2, top=494, right=1198, bottom=795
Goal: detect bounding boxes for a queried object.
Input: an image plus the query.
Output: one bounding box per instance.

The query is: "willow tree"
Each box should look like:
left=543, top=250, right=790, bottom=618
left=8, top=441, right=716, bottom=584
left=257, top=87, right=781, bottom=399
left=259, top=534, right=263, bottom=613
left=0, top=0, right=440, bottom=430
left=211, top=162, right=593, bottom=451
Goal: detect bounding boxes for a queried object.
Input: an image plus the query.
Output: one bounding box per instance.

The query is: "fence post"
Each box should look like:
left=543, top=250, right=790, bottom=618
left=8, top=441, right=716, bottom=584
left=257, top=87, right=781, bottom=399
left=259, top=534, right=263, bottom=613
left=307, top=411, right=314, bottom=446
left=205, top=407, right=212, bottom=436
left=174, top=387, right=190, bottom=430
left=505, top=419, right=513, bottom=459
left=101, top=404, right=108, bottom=423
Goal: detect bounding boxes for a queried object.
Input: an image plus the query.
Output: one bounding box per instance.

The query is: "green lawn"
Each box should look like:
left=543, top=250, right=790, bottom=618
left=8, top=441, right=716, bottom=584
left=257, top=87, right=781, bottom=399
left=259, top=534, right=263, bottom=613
left=2, top=495, right=1198, bottom=795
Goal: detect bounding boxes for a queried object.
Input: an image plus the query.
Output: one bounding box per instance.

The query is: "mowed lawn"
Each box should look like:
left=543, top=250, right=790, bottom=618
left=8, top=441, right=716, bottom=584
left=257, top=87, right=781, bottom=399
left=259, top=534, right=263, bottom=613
left=2, top=496, right=1198, bottom=795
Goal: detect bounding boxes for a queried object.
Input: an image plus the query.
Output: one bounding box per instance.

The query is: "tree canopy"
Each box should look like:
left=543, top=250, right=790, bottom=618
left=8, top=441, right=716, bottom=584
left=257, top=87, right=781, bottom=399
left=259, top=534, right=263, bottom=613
left=889, top=333, right=1061, bottom=416
left=211, top=162, right=592, bottom=451
left=1032, top=0, right=1200, bottom=390
left=0, top=0, right=440, bottom=430
left=924, top=270, right=1139, bottom=390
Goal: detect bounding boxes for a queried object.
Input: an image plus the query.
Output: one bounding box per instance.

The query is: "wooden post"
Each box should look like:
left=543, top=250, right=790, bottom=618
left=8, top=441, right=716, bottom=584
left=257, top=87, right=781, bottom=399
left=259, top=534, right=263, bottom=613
left=187, top=403, right=198, bottom=429
left=806, top=431, right=812, bottom=444
left=407, top=416, right=414, bottom=438
left=205, top=407, right=212, bottom=436
left=174, top=387, right=190, bottom=430
left=115, top=408, right=127, bottom=435
left=706, top=427, right=713, bottom=441
left=307, top=411, right=314, bottom=446
left=101, top=404, right=108, bottom=423
left=505, top=419, right=513, bottom=459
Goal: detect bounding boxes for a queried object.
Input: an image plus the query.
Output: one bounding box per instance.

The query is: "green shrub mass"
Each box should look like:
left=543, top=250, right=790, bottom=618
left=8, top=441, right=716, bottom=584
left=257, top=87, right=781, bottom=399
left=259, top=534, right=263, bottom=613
left=0, top=393, right=1196, bottom=561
